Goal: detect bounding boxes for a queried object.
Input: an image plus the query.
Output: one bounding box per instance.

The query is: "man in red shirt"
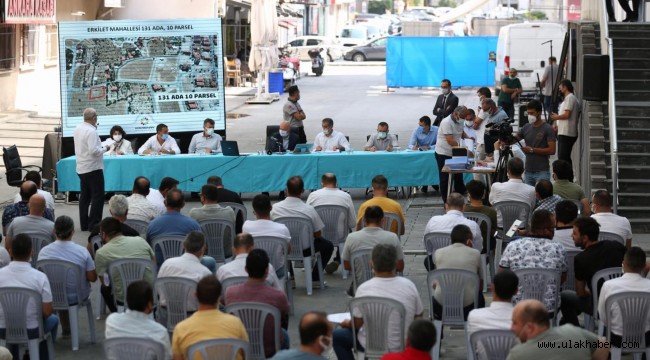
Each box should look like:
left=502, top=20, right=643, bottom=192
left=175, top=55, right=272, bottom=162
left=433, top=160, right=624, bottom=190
left=381, top=319, right=436, bottom=360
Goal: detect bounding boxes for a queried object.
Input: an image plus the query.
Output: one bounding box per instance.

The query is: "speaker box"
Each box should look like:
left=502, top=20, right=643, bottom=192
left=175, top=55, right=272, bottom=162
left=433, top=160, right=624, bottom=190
left=583, top=55, right=609, bottom=102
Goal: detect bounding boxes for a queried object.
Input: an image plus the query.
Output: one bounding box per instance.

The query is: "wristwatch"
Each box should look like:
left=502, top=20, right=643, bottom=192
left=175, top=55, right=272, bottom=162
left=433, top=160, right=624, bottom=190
left=529, top=147, right=534, bottom=154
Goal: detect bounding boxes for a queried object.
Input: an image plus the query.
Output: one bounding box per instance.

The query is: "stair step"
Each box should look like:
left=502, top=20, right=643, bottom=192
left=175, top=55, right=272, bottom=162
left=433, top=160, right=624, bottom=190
left=614, top=68, right=650, bottom=80
left=605, top=165, right=650, bottom=179
left=614, top=58, right=650, bottom=69
left=604, top=179, right=650, bottom=193
left=613, top=79, right=650, bottom=91
left=604, top=152, right=650, bottom=166
left=611, top=37, right=650, bottom=48
left=618, top=193, right=650, bottom=207
left=615, top=89, right=650, bottom=102
left=604, top=127, right=650, bottom=141
left=608, top=23, right=650, bottom=31
left=617, top=207, right=650, bottom=220
left=613, top=48, right=650, bottom=58
left=628, top=218, right=650, bottom=233
left=604, top=139, right=650, bottom=153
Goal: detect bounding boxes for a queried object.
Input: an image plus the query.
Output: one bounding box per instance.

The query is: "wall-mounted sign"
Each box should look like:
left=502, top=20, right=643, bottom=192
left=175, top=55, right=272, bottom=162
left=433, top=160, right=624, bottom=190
left=5, top=0, right=55, bottom=24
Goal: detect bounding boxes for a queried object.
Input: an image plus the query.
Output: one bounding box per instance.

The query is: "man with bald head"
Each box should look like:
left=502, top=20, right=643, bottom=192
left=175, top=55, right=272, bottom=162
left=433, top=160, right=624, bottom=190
left=508, top=299, right=609, bottom=360
left=272, top=311, right=333, bottom=359
left=74, top=107, right=109, bottom=231
left=3, top=181, right=54, bottom=236
left=269, top=120, right=299, bottom=153
left=126, top=176, right=162, bottom=222
left=5, top=193, right=55, bottom=254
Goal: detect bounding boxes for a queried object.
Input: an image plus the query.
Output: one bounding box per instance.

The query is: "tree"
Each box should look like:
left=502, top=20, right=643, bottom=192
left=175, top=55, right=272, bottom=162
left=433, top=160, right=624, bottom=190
left=437, top=0, right=457, bottom=7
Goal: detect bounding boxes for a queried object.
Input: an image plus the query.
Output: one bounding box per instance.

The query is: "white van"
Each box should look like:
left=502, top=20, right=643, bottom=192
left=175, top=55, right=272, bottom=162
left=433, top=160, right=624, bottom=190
left=338, top=25, right=369, bottom=47
left=493, top=22, right=566, bottom=96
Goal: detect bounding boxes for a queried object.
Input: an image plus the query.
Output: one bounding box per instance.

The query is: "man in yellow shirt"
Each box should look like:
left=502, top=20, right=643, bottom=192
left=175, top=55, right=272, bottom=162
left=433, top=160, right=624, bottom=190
left=356, top=175, right=405, bottom=236
left=172, top=275, right=249, bottom=360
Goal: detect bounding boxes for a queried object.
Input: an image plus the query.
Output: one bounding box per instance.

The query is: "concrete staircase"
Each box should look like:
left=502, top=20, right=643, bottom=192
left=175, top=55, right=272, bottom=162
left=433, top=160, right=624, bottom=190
left=603, top=23, right=650, bottom=233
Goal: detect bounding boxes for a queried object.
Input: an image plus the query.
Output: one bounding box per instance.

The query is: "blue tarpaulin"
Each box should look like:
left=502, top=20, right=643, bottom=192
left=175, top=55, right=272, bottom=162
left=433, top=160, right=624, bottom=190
left=386, top=36, right=498, bottom=88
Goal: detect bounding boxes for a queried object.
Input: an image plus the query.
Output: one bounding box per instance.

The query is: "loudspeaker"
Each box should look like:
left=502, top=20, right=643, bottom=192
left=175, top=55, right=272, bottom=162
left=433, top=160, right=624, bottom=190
left=583, top=55, right=609, bottom=102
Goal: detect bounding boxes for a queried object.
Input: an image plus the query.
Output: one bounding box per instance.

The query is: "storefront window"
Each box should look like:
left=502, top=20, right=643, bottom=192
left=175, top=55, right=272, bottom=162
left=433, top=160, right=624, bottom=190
left=21, top=25, right=38, bottom=66
left=45, top=25, right=58, bottom=62
left=0, top=25, right=16, bottom=71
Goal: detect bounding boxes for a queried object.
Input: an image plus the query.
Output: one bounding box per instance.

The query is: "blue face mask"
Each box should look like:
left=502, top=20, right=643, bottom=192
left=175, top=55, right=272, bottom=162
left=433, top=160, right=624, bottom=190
left=161, top=134, right=169, bottom=141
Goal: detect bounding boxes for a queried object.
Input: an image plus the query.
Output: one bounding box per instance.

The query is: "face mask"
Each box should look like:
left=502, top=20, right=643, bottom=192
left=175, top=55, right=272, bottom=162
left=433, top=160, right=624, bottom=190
left=113, top=134, right=122, bottom=142
left=441, top=88, right=450, bottom=95
left=465, top=120, right=474, bottom=127
left=279, top=129, right=289, bottom=137
left=323, top=129, right=331, bottom=136
left=377, top=131, right=387, bottom=139
left=528, top=115, right=537, bottom=124
left=205, top=128, right=214, bottom=136
left=161, top=134, right=169, bottom=141
left=319, top=336, right=332, bottom=355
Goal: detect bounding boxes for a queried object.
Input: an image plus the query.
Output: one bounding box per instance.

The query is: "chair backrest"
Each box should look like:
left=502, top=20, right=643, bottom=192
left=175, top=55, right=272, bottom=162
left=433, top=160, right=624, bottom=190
left=465, top=212, right=492, bottom=247
left=383, top=212, right=402, bottom=237
left=512, top=268, right=561, bottom=313
left=493, top=201, right=531, bottom=240
left=253, top=236, right=289, bottom=278
left=427, top=269, right=480, bottom=325
left=603, top=291, right=650, bottom=350
left=104, top=337, right=166, bottom=360
left=199, top=219, right=235, bottom=263
left=226, top=302, right=282, bottom=360
left=591, top=267, right=624, bottom=319
left=123, top=219, right=149, bottom=236
left=187, top=338, right=250, bottom=360
left=151, top=236, right=185, bottom=262
left=220, top=202, right=248, bottom=223
left=0, top=287, right=45, bottom=342
left=36, top=259, right=85, bottom=310
left=350, top=249, right=373, bottom=292
left=598, top=231, right=626, bottom=246
left=469, top=329, right=519, bottom=360
left=30, top=234, right=52, bottom=267
left=154, top=277, right=198, bottom=332
left=107, top=258, right=157, bottom=306
left=2, top=145, right=24, bottom=186
left=274, top=217, right=315, bottom=260
left=563, top=250, right=582, bottom=292
left=90, top=234, right=103, bottom=258
left=349, top=296, right=406, bottom=357
left=221, top=276, right=248, bottom=298
left=314, top=204, right=350, bottom=247
left=423, top=232, right=451, bottom=262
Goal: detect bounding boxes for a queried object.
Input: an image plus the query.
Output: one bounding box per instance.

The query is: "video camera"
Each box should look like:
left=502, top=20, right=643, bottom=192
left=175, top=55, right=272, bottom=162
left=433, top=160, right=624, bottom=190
left=486, top=119, right=515, bottom=144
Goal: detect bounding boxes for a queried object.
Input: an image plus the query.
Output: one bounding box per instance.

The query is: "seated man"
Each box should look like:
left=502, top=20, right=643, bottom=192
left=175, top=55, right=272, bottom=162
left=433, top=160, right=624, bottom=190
left=105, top=281, right=171, bottom=360
left=271, top=311, right=333, bottom=360
left=147, top=177, right=179, bottom=213
left=313, top=118, right=350, bottom=152
left=216, top=233, right=283, bottom=291
left=499, top=209, right=567, bottom=316
left=380, top=319, right=436, bottom=360
left=138, top=123, right=181, bottom=155
left=271, top=176, right=334, bottom=284
left=356, top=175, right=405, bottom=236
left=591, top=190, right=632, bottom=248
left=127, top=176, right=163, bottom=222
left=5, top=194, right=55, bottom=254
left=364, top=121, right=398, bottom=152
left=333, top=244, right=423, bottom=360
left=225, top=249, right=290, bottom=358
left=87, top=195, right=140, bottom=256
left=268, top=120, right=299, bottom=153
left=189, top=184, right=236, bottom=257
left=12, top=170, right=55, bottom=211
left=172, top=275, right=248, bottom=360
left=464, top=180, right=497, bottom=255
left=408, top=115, right=437, bottom=151
left=432, top=224, right=485, bottom=320
left=533, top=179, right=563, bottom=214
left=207, top=176, right=245, bottom=233
left=598, top=247, right=650, bottom=348
left=2, top=181, right=53, bottom=236
left=508, top=300, right=609, bottom=360
left=39, top=215, right=97, bottom=337
left=489, top=157, right=536, bottom=229
left=95, top=217, right=155, bottom=312
left=0, top=234, right=59, bottom=359
left=553, top=200, right=580, bottom=252
left=467, top=269, right=518, bottom=335
left=188, top=118, right=222, bottom=154
left=552, top=159, right=591, bottom=215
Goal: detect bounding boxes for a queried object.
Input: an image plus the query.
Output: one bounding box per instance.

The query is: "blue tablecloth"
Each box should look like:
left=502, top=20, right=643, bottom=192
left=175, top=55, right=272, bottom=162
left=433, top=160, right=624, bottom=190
left=57, top=151, right=450, bottom=192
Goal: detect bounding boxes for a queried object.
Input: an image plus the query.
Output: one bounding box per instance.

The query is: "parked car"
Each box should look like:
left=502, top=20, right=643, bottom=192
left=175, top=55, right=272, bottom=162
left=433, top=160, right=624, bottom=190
left=284, top=36, right=343, bottom=62
left=400, top=7, right=437, bottom=21
left=338, top=25, right=369, bottom=47
left=343, top=36, right=388, bottom=62
left=354, top=13, right=380, bottom=23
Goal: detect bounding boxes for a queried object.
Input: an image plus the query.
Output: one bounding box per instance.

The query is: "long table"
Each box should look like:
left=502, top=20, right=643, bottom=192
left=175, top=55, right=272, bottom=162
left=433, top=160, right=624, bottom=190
left=57, top=151, right=451, bottom=193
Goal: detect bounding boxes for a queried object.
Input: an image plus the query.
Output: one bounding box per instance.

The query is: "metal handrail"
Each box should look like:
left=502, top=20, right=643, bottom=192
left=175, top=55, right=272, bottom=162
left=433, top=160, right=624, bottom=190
left=600, top=2, right=619, bottom=213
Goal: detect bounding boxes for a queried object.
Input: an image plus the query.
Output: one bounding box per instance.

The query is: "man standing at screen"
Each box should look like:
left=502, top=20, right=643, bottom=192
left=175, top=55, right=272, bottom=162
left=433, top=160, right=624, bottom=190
left=189, top=118, right=222, bottom=154
left=74, top=108, right=109, bottom=231
left=138, top=123, right=181, bottom=155
left=283, top=85, right=307, bottom=144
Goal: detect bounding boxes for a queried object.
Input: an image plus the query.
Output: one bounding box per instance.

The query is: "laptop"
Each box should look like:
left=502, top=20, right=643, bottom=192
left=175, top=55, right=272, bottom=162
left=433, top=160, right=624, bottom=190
left=293, top=143, right=313, bottom=154
left=221, top=140, right=244, bottom=156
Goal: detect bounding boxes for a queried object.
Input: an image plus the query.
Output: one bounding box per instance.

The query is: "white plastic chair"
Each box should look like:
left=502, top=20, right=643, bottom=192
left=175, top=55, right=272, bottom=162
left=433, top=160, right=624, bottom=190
left=465, top=212, right=493, bottom=292
left=104, top=337, right=165, bottom=360
left=36, top=259, right=97, bottom=351
left=512, top=268, right=561, bottom=326
left=586, top=267, right=623, bottom=333
left=107, top=258, right=157, bottom=312
left=89, top=235, right=103, bottom=258
left=598, top=231, right=626, bottom=246
left=0, top=287, right=55, bottom=360
left=427, top=269, right=480, bottom=360
left=315, top=204, right=351, bottom=279
left=423, top=232, right=451, bottom=268
left=493, top=201, right=531, bottom=267
left=349, top=249, right=373, bottom=293
left=29, top=235, right=52, bottom=268
left=226, top=302, right=282, bottom=360
left=603, top=291, right=650, bottom=360
left=251, top=236, right=293, bottom=312
left=199, top=219, right=235, bottom=264
left=469, top=329, right=519, bottom=360
left=123, top=219, right=149, bottom=236
left=151, top=235, right=185, bottom=263
left=154, top=277, right=197, bottom=333
left=349, top=296, right=406, bottom=360
left=187, top=338, right=250, bottom=360
left=563, top=250, right=582, bottom=292
left=89, top=235, right=105, bottom=319
left=360, top=212, right=403, bottom=239
left=274, top=217, right=324, bottom=295
left=220, top=202, right=248, bottom=223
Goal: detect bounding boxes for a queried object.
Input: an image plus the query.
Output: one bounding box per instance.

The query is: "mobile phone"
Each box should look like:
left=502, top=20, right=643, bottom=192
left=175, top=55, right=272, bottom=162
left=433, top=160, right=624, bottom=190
left=506, top=220, right=523, bottom=238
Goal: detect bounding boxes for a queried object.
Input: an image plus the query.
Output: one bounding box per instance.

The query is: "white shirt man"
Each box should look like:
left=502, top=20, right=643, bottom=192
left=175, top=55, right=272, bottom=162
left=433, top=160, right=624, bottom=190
left=0, top=261, right=53, bottom=330
left=216, top=253, right=283, bottom=291
left=598, top=272, right=650, bottom=337
left=157, top=253, right=212, bottom=308
left=242, top=220, right=291, bottom=241
left=73, top=120, right=105, bottom=175
left=313, top=119, right=350, bottom=152
left=467, top=301, right=513, bottom=335
left=147, top=189, right=165, bottom=213
left=591, top=212, right=633, bottom=244
left=13, top=190, right=55, bottom=211
left=188, top=120, right=222, bottom=154
left=270, top=197, right=325, bottom=234
left=0, top=249, right=9, bottom=268
left=127, top=193, right=162, bottom=222
left=138, top=132, right=181, bottom=155
left=489, top=178, right=536, bottom=228
left=38, top=238, right=96, bottom=304
left=424, top=210, right=483, bottom=252
left=306, top=177, right=356, bottom=229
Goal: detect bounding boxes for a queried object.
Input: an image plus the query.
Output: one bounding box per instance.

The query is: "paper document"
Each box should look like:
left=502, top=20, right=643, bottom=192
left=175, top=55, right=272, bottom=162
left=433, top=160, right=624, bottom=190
left=463, top=139, right=474, bottom=150
left=327, top=312, right=351, bottom=324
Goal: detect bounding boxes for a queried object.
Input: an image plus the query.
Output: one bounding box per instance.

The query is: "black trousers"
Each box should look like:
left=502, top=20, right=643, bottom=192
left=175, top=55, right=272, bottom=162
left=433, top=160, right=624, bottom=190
left=297, top=127, right=307, bottom=144
left=557, top=135, right=577, bottom=166
left=498, top=101, right=515, bottom=121
left=559, top=290, right=592, bottom=327
left=78, top=169, right=105, bottom=231
left=435, top=152, right=467, bottom=204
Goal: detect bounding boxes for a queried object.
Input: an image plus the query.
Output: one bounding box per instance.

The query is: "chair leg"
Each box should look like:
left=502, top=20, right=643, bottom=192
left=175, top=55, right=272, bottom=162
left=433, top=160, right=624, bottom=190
left=495, top=238, right=503, bottom=269
left=465, top=327, right=474, bottom=360
left=315, top=253, right=325, bottom=290
left=28, top=339, right=40, bottom=360
left=95, top=287, right=105, bottom=320
left=480, top=254, right=488, bottom=292
left=69, top=305, right=80, bottom=351
left=304, top=256, right=313, bottom=295
left=86, top=303, right=97, bottom=344
left=610, top=347, right=621, bottom=360
left=432, top=320, right=442, bottom=360
left=46, top=336, right=55, bottom=360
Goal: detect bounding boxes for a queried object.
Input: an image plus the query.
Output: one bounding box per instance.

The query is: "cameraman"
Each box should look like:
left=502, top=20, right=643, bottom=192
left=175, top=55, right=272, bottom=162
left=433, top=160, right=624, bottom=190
left=507, top=100, right=556, bottom=186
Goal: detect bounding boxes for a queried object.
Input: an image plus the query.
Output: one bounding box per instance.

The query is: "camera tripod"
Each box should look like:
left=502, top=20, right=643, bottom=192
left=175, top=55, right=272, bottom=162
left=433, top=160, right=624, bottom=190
left=491, top=140, right=523, bottom=184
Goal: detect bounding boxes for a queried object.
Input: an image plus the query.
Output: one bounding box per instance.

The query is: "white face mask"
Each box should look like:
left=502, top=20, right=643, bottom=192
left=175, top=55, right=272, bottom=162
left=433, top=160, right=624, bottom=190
left=205, top=128, right=214, bottom=136
left=319, top=336, right=332, bottom=355
left=161, top=134, right=169, bottom=141
left=377, top=131, right=387, bottom=139
left=113, top=134, right=122, bottom=142
left=465, top=120, right=474, bottom=127
left=279, top=129, right=289, bottom=137
left=323, top=129, right=332, bottom=136
left=441, top=88, right=450, bottom=95
left=528, top=115, right=538, bottom=124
